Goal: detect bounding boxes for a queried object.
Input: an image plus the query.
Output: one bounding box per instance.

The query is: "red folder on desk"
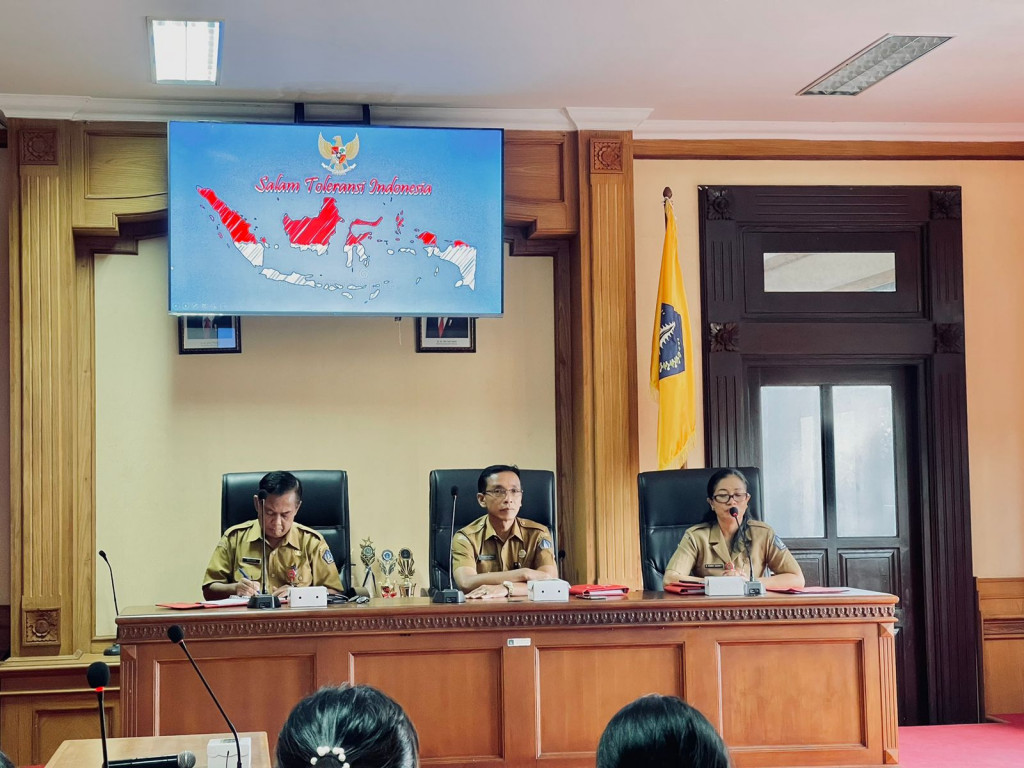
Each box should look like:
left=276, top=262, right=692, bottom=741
left=569, top=584, right=629, bottom=597
left=767, top=586, right=849, bottom=594
left=664, top=582, right=706, bottom=595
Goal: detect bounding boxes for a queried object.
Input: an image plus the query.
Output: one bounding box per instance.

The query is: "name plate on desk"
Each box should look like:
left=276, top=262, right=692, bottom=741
left=704, top=576, right=746, bottom=596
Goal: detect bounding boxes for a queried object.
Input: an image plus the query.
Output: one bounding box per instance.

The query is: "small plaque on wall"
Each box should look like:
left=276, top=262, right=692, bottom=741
left=416, top=317, right=476, bottom=353
left=178, top=316, right=242, bottom=354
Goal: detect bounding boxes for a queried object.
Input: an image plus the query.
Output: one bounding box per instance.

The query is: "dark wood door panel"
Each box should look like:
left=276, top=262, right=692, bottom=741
left=839, top=549, right=901, bottom=596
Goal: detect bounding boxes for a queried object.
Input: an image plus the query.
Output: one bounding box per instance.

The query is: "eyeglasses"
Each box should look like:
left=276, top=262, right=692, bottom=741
left=712, top=492, right=749, bottom=504
left=483, top=488, right=524, bottom=499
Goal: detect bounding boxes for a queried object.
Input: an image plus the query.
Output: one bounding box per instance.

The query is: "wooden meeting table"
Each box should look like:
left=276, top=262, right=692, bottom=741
left=117, top=590, right=899, bottom=768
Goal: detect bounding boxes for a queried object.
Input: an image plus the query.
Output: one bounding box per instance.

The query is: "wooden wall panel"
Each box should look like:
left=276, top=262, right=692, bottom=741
left=154, top=654, right=314, bottom=740
left=0, top=660, right=119, bottom=766
left=537, top=644, right=683, bottom=754
left=504, top=131, right=578, bottom=238
left=355, top=649, right=503, bottom=760
left=977, top=578, right=1024, bottom=715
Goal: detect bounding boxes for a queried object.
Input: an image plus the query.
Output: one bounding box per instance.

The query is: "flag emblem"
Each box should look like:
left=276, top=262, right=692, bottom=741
left=657, top=303, right=684, bottom=379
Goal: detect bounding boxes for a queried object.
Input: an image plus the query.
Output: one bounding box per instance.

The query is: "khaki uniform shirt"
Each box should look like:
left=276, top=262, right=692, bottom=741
left=203, top=520, right=343, bottom=592
left=451, top=515, right=556, bottom=574
left=664, top=520, right=800, bottom=584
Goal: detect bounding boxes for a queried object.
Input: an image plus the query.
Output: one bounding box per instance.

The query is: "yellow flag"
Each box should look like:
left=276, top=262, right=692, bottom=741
left=650, top=198, right=696, bottom=469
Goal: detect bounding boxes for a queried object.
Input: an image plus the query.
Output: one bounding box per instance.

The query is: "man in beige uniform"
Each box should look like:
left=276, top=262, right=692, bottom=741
left=203, top=471, right=343, bottom=600
left=452, top=465, right=558, bottom=599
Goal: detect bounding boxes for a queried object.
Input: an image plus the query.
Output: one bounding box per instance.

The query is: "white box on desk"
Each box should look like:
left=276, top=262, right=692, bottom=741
left=208, top=736, right=251, bottom=768
left=288, top=585, right=328, bottom=608
left=704, top=576, right=746, bottom=596
left=528, top=579, right=570, bottom=602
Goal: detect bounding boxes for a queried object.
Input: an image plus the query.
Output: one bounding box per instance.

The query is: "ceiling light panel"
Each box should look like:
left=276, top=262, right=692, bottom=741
left=149, top=19, right=222, bottom=85
left=800, top=35, right=952, bottom=96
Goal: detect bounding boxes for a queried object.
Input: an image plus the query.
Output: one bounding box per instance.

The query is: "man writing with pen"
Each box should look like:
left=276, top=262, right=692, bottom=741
left=202, top=471, right=343, bottom=600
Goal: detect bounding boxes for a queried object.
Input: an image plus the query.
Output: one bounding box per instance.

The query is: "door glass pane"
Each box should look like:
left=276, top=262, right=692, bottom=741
left=834, top=386, right=897, bottom=537
left=763, top=252, right=896, bottom=292
left=760, top=386, right=824, bottom=537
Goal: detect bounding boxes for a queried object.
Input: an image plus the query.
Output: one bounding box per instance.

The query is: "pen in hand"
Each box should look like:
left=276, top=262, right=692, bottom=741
left=237, top=567, right=258, bottom=596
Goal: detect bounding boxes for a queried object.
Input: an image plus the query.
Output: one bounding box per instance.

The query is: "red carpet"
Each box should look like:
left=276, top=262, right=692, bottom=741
left=898, top=714, right=1024, bottom=767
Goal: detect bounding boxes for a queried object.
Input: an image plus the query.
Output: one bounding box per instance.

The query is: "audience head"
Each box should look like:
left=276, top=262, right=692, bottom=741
left=477, top=464, right=520, bottom=495
left=597, top=695, right=730, bottom=768
left=0, top=749, right=13, bottom=768
left=276, top=684, right=418, bottom=768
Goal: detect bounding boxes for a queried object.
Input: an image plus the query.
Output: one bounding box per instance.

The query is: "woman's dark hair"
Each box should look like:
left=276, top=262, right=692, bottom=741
left=276, top=685, right=418, bottom=768
left=702, top=468, right=754, bottom=555
left=597, top=695, right=730, bottom=768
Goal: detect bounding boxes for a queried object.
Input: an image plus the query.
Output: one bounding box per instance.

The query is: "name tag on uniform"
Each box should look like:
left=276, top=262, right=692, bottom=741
left=477, top=555, right=496, bottom=562
left=242, top=557, right=261, bottom=565
left=704, top=563, right=725, bottom=569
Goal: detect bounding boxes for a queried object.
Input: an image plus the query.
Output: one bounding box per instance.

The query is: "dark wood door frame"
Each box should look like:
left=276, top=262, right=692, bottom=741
left=699, top=185, right=979, bottom=724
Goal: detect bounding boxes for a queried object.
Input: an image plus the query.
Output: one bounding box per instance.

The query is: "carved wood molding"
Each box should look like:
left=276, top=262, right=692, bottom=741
left=982, top=618, right=1024, bottom=637
left=703, top=187, right=734, bottom=220
left=590, top=138, right=623, bottom=173
left=118, top=601, right=896, bottom=642
left=934, top=323, right=965, bottom=354
left=709, top=322, right=739, bottom=352
left=930, top=189, right=962, bottom=220
left=23, top=609, right=60, bottom=646
left=18, top=128, right=58, bottom=165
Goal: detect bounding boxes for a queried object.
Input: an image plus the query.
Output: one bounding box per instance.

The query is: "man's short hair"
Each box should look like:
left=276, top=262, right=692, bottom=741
left=259, top=471, right=302, bottom=501
left=478, top=465, right=521, bottom=494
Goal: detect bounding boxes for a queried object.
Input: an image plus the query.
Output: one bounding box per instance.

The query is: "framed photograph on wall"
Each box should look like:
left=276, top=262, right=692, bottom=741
left=415, top=317, right=476, bottom=353
left=178, top=315, right=242, bottom=354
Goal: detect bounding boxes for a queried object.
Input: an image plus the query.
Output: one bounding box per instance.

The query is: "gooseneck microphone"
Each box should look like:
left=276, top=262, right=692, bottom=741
left=247, top=489, right=280, bottom=609
left=167, top=625, right=242, bottom=768
left=87, top=661, right=111, bottom=768
left=87, top=662, right=196, bottom=768
left=432, top=484, right=466, bottom=603
left=731, top=506, right=764, bottom=596
left=98, top=550, right=121, bottom=656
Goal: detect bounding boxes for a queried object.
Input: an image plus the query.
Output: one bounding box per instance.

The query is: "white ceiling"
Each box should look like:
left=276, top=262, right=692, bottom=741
left=2, top=0, right=1024, bottom=139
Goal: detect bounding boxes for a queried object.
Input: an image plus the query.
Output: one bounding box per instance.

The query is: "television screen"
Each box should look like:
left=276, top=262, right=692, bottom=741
left=168, top=121, right=503, bottom=316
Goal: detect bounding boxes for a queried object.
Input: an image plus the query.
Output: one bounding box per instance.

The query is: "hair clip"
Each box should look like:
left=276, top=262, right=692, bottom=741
left=310, top=745, right=348, bottom=767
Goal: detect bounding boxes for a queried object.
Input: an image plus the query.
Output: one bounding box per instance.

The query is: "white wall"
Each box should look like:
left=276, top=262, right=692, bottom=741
left=94, top=239, right=555, bottom=636
left=634, top=159, right=1024, bottom=578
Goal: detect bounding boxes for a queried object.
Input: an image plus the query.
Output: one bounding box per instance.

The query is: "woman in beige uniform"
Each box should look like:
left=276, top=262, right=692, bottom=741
left=663, top=468, right=805, bottom=589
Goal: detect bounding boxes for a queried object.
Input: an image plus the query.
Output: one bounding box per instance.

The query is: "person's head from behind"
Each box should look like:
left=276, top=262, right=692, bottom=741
left=597, top=695, right=729, bottom=768
left=0, top=749, right=13, bottom=768
left=276, top=684, right=418, bottom=768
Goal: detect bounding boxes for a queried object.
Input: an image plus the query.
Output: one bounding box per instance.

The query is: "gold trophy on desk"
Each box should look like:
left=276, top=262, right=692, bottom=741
left=380, top=549, right=398, bottom=598
left=397, top=548, right=416, bottom=597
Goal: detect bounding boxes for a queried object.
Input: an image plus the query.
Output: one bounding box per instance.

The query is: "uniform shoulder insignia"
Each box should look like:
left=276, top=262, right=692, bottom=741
left=539, top=538, right=553, bottom=550
left=224, top=521, right=255, bottom=536
left=772, top=534, right=788, bottom=550
left=323, top=548, right=335, bottom=564
left=295, top=522, right=326, bottom=541
left=747, top=519, right=770, bottom=529
left=685, top=522, right=711, bottom=534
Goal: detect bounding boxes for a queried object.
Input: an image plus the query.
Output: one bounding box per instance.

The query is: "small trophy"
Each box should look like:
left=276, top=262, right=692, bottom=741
left=397, top=548, right=416, bottom=597
left=359, top=538, right=377, bottom=597
left=380, top=549, right=398, bottom=598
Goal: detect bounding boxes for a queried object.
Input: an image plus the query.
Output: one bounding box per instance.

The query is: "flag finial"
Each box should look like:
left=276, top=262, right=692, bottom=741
left=663, top=187, right=673, bottom=200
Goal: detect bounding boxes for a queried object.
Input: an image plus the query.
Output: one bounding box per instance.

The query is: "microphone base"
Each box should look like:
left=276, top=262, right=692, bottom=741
left=103, top=643, right=121, bottom=656
left=246, top=594, right=281, bottom=609
left=743, top=580, right=765, bottom=597
left=432, top=589, right=466, bottom=604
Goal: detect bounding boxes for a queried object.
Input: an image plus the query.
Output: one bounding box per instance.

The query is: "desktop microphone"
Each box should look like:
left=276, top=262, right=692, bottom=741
left=731, top=507, right=764, bottom=596
left=98, top=550, right=121, bottom=656
left=87, top=661, right=111, bottom=768
left=88, top=660, right=197, bottom=768
left=247, top=489, right=280, bottom=609
left=432, top=485, right=466, bottom=603
left=166, top=625, right=242, bottom=768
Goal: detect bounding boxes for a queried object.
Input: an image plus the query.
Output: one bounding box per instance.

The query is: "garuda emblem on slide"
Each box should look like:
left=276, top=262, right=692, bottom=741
left=318, top=132, right=360, bottom=175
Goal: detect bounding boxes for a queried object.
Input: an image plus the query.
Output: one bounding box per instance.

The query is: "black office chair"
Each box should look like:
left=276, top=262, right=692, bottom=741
left=221, top=470, right=351, bottom=590
left=637, top=466, right=762, bottom=591
left=428, top=469, right=558, bottom=594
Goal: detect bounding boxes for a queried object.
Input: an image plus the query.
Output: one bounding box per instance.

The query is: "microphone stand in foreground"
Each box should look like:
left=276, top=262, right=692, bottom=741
left=248, top=490, right=280, bottom=609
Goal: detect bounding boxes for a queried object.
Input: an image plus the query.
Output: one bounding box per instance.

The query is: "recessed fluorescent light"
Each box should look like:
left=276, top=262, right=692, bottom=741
left=799, top=34, right=952, bottom=96
left=148, top=18, right=222, bottom=85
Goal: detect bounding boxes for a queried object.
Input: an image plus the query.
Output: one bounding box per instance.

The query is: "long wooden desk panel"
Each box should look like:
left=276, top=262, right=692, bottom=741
left=117, top=591, right=899, bottom=768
